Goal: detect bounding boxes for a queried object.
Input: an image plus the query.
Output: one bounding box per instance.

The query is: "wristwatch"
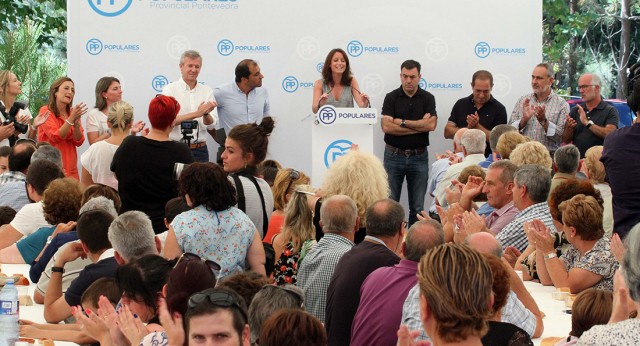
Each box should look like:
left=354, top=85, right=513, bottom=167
left=544, top=252, right=558, bottom=260
left=400, top=119, right=406, bottom=127
left=586, top=120, right=594, bottom=128
left=51, top=266, right=65, bottom=273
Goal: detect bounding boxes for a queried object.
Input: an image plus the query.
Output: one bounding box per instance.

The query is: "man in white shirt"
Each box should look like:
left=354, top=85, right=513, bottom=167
left=162, top=50, right=218, bottom=162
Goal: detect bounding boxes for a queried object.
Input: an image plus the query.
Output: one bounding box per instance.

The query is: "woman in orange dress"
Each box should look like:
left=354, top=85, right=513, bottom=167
left=37, top=77, right=88, bottom=179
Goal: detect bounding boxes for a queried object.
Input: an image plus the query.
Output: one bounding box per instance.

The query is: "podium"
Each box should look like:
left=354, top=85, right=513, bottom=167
left=311, top=105, right=378, bottom=186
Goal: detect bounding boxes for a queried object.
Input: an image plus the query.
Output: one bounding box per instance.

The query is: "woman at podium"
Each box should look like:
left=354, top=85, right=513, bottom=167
left=312, top=48, right=370, bottom=113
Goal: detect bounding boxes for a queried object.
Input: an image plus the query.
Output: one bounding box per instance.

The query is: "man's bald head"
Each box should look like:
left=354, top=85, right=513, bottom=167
left=8, top=142, right=36, bottom=173
left=464, top=232, right=503, bottom=258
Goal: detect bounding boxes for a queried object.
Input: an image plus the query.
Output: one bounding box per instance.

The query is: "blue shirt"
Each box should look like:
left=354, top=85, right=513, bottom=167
left=214, top=82, right=270, bottom=133
left=16, top=225, right=56, bottom=264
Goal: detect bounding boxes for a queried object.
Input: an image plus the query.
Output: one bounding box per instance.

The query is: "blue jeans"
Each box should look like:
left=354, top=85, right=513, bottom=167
left=191, top=145, right=209, bottom=162
left=384, top=148, right=429, bottom=226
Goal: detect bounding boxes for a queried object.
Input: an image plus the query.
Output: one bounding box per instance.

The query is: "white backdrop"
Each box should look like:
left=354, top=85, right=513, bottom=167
left=68, top=0, right=542, bottom=211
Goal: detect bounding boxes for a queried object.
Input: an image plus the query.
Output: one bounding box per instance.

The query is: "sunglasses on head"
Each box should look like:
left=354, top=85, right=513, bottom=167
left=176, top=252, right=222, bottom=279
left=188, top=290, right=248, bottom=322
left=284, top=169, right=300, bottom=194
left=259, top=284, right=304, bottom=307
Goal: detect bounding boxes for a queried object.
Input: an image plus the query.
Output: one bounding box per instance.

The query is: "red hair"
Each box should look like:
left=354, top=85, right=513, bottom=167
left=148, top=95, right=180, bottom=129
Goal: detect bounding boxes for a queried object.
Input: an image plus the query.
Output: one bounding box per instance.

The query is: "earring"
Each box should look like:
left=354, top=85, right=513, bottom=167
left=244, top=161, right=247, bottom=169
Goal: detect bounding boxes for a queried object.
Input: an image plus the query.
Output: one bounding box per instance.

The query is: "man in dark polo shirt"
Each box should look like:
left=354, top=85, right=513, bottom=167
left=444, top=70, right=508, bottom=157
left=562, top=73, right=618, bottom=157
left=601, top=77, right=640, bottom=239
left=325, top=199, right=403, bottom=346
left=381, top=60, right=437, bottom=226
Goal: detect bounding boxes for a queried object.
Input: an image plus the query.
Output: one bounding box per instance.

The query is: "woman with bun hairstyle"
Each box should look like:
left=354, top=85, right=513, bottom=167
left=37, top=77, right=88, bottom=179
left=221, top=117, right=275, bottom=238
left=111, top=95, right=194, bottom=234
left=80, top=101, right=134, bottom=190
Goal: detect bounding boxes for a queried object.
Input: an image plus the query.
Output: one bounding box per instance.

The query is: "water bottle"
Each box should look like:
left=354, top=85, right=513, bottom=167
left=0, top=279, right=19, bottom=346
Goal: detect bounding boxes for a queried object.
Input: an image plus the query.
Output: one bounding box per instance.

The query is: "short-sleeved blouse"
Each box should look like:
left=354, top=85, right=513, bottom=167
left=85, top=108, right=109, bottom=137
left=560, top=236, right=619, bottom=290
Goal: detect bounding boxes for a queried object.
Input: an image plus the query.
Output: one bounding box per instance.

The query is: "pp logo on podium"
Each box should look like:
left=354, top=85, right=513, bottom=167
left=324, top=139, right=353, bottom=168
left=318, top=105, right=337, bottom=125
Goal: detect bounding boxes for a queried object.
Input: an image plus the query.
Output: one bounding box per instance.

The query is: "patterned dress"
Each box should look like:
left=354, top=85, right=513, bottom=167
left=273, top=241, right=299, bottom=285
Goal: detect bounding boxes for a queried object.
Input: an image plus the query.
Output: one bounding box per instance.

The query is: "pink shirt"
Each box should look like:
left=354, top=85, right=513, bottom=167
left=486, top=201, right=519, bottom=235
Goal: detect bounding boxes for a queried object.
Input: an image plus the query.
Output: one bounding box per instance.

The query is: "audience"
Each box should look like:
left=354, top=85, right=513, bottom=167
left=259, top=309, right=327, bottom=346
left=583, top=145, right=613, bottom=236
left=248, top=284, right=304, bottom=344
left=0, top=139, right=35, bottom=185
left=550, top=144, right=580, bottom=194
left=496, top=130, right=528, bottom=160
left=553, top=288, right=612, bottom=345
left=510, top=141, right=553, bottom=169
left=264, top=167, right=310, bottom=244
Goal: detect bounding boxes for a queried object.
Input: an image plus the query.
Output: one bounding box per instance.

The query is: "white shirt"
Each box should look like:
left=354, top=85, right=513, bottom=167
left=162, top=78, right=218, bottom=144
left=10, top=201, right=51, bottom=236
left=85, top=108, right=110, bottom=138
left=80, top=140, right=119, bottom=190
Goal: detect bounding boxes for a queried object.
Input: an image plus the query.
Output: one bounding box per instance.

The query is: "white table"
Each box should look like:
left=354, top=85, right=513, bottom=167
left=524, top=280, right=572, bottom=346
left=2, top=263, right=76, bottom=346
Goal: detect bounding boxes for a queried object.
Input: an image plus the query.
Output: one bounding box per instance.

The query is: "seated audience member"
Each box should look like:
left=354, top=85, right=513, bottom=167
left=272, top=185, right=316, bottom=285
left=153, top=287, right=251, bottom=346
left=550, top=144, right=580, bottom=195
left=31, top=184, right=120, bottom=285
left=259, top=309, right=326, bottom=346
left=256, top=159, right=282, bottom=187
left=0, top=140, right=35, bottom=185
left=0, top=177, right=81, bottom=264
left=164, top=162, right=266, bottom=278
left=111, top=94, right=194, bottom=234
left=248, top=284, right=304, bottom=345
left=0, top=159, right=64, bottom=250
left=108, top=211, right=162, bottom=265
left=221, top=117, right=275, bottom=238
left=532, top=194, right=618, bottom=293
left=516, top=179, right=604, bottom=282
left=159, top=196, right=191, bottom=252
left=309, top=149, right=389, bottom=243
left=600, top=77, right=640, bottom=239
left=43, top=208, right=117, bottom=323
left=296, top=194, right=358, bottom=324
left=481, top=254, right=534, bottom=345
left=434, top=129, right=487, bottom=209
left=217, top=271, right=270, bottom=311
left=479, top=124, right=518, bottom=168
left=583, top=146, right=613, bottom=236
left=0, top=145, right=9, bottom=174
left=496, top=131, right=527, bottom=160
left=351, top=220, right=444, bottom=346
left=397, top=244, right=493, bottom=346
left=578, top=223, right=640, bottom=344
left=73, top=255, right=175, bottom=346
left=325, top=199, right=403, bottom=346
left=402, top=233, right=543, bottom=341
left=550, top=288, right=612, bottom=345
left=510, top=141, right=553, bottom=169
left=0, top=144, right=62, bottom=211
left=80, top=100, right=135, bottom=190
left=139, top=253, right=218, bottom=346
left=19, top=277, right=121, bottom=344
left=0, top=206, right=17, bottom=226
left=426, top=128, right=467, bottom=220
left=264, top=168, right=310, bottom=245
left=496, top=164, right=555, bottom=253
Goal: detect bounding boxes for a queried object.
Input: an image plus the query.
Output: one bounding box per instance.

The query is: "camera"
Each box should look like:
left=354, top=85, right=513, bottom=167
left=0, top=101, right=29, bottom=134
left=180, top=120, right=199, bottom=145
left=180, top=120, right=198, bottom=131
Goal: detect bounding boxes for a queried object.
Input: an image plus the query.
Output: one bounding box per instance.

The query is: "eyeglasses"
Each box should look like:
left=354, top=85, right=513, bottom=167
left=258, top=284, right=304, bottom=307
left=577, top=85, right=595, bottom=90
left=188, top=290, right=248, bottom=322
left=284, top=169, right=300, bottom=194
left=176, top=252, right=222, bottom=279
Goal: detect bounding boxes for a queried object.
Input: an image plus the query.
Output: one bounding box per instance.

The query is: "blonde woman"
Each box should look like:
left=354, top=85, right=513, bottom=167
left=510, top=141, right=553, bottom=169
left=272, top=185, right=316, bottom=285
left=264, top=168, right=310, bottom=244
left=80, top=101, right=134, bottom=190
left=583, top=145, right=613, bottom=237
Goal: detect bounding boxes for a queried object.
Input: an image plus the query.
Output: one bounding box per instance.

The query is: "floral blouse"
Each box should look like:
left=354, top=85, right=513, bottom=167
left=560, top=236, right=619, bottom=291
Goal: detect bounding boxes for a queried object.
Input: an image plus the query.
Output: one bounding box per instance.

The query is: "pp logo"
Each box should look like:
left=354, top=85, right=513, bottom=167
left=297, top=36, right=321, bottom=61
left=361, top=73, right=385, bottom=97
left=318, top=106, right=337, bottom=125
left=316, top=63, right=324, bottom=73
left=419, top=78, right=427, bottom=90
left=324, top=139, right=353, bottom=168
left=347, top=40, right=363, bottom=57
left=217, top=39, right=234, bottom=56
left=151, top=75, right=169, bottom=93
left=166, top=36, right=191, bottom=60
left=492, top=74, right=512, bottom=98
left=86, top=38, right=103, bottom=55
left=475, top=42, right=491, bottom=58
left=425, top=38, right=448, bottom=62
left=282, top=76, right=299, bottom=93
left=88, top=0, right=132, bottom=17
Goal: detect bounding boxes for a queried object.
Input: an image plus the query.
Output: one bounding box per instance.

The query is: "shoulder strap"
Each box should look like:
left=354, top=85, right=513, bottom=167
left=230, top=173, right=246, bottom=212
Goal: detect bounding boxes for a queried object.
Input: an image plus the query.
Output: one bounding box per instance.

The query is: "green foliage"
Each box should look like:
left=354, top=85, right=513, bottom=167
left=0, top=0, right=66, bottom=50
left=0, top=20, right=66, bottom=116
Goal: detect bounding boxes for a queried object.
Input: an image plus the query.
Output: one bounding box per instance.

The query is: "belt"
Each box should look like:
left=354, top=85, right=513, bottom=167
left=385, top=144, right=426, bottom=157
left=189, top=142, right=207, bottom=149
